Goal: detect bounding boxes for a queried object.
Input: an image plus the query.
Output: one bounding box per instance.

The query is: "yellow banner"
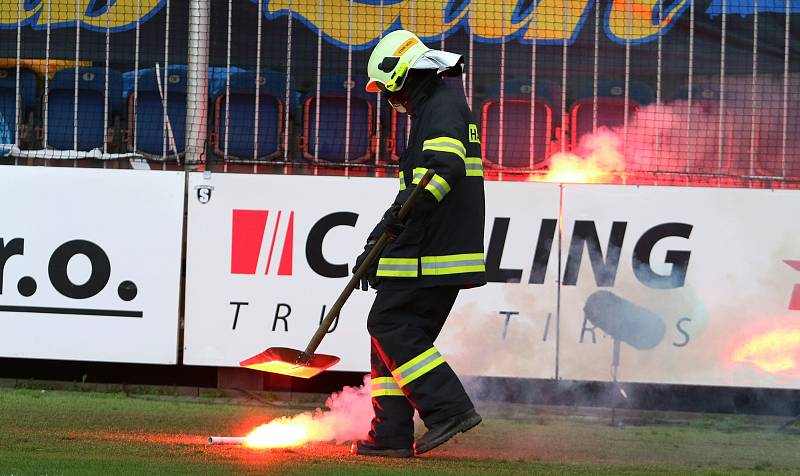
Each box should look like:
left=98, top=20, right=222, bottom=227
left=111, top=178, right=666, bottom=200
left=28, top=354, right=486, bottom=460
left=0, top=0, right=697, bottom=45
left=266, top=0, right=689, bottom=46
left=0, top=0, right=162, bottom=30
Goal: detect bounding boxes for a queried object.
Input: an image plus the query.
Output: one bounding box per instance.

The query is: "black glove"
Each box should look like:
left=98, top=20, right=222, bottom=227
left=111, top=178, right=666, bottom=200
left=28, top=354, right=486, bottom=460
left=382, top=202, right=406, bottom=241
left=353, top=240, right=379, bottom=291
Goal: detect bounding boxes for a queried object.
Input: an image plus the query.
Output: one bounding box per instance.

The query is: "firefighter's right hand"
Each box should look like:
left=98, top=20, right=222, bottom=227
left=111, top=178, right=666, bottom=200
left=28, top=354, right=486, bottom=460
left=353, top=241, right=379, bottom=291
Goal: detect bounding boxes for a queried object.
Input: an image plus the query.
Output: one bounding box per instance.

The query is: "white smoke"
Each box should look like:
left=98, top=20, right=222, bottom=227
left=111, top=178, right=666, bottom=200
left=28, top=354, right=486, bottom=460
left=316, top=374, right=374, bottom=442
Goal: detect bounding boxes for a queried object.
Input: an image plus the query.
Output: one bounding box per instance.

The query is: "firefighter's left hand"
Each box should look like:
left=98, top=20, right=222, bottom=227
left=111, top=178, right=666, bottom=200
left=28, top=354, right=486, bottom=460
left=354, top=241, right=379, bottom=291
left=382, top=203, right=406, bottom=240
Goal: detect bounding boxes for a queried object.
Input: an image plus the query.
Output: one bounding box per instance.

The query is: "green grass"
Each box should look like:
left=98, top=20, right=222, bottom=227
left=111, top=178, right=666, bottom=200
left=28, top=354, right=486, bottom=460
left=0, top=386, right=799, bottom=475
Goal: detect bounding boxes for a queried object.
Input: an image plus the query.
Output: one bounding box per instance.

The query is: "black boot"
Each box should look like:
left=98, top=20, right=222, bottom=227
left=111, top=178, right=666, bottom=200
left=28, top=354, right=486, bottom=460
left=413, top=408, right=482, bottom=455
left=351, top=439, right=413, bottom=458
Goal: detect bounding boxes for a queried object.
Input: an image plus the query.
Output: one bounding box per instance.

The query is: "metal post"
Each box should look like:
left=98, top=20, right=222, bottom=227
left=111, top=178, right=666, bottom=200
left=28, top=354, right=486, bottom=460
left=530, top=6, right=538, bottom=168
left=498, top=1, right=506, bottom=168
left=655, top=0, right=663, bottom=171
left=186, top=0, right=211, bottom=165
left=14, top=0, right=22, bottom=155
left=611, top=339, right=621, bottom=427
left=254, top=0, right=264, bottom=167
left=749, top=0, right=758, bottom=177
left=623, top=0, right=632, bottom=147
left=780, top=0, right=790, bottom=178
left=559, top=0, right=568, bottom=153
left=592, top=0, right=599, bottom=135
left=43, top=0, right=52, bottom=154
left=717, top=0, right=727, bottom=174
left=686, top=0, right=695, bottom=173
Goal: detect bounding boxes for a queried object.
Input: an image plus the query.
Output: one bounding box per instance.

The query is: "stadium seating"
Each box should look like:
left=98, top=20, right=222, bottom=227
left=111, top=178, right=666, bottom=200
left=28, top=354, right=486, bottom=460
left=481, top=79, right=557, bottom=169
left=570, top=80, right=654, bottom=149
left=0, top=68, right=37, bottom=152
left=124, top=65, right=188, bottom=159
left=211, top=70, right=289, bottom=161
left=301, top=75, right=373, bottom=163
left=45, top=67, right=123, bottom=151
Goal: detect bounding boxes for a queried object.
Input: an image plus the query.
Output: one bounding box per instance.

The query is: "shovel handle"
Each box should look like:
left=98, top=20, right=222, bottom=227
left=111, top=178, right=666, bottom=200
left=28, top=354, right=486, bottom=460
left=299, top=169, right=436, bottom=362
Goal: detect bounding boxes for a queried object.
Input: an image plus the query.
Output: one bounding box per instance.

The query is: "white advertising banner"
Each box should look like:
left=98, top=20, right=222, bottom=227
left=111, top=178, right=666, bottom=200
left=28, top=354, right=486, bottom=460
left=183, top=173, right=560, bottom=378
left=0, top=166, right=184, bottom=364
left=558, top=185, right=800, bottom=389
left=184, top=173, right=800, bottom=389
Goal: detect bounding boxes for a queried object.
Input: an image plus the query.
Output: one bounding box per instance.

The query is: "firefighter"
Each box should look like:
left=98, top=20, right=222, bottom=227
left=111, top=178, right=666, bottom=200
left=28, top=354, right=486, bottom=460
left=351, top=30, right=486, bottom=458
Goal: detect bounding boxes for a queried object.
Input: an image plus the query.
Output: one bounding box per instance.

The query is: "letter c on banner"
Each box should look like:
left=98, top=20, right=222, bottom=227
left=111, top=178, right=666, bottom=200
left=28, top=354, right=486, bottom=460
left=306, top=212, right=359, bottom=278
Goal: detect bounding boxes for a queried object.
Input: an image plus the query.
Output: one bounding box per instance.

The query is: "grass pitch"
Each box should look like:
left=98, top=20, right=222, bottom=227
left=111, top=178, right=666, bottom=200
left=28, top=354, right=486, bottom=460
left=1, top=384, right=799, bottom=475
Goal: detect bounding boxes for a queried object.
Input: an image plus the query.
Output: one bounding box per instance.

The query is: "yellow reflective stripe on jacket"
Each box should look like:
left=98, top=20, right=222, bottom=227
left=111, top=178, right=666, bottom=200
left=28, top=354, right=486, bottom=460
left=399, top=171, right=406, bottom=191
left=422, top=137, right=466, bottom=161
left=425, top=174, right=451, bottom=202
left=421, top=253, right=485, bottom=276
left=465, top=157, right=484, bottom=177
left=410, top=167, right=451, bottom=202
left=376, top=257, right=418, bottom=277
left=371, top=377, right=404, bottom=397
left=392, top=347, right=446, bottom=387
left=411, top=167, right=428, bottom=184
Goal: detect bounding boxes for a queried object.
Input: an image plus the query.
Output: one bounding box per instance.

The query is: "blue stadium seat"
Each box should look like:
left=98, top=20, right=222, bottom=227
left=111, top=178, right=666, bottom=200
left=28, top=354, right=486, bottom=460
left=302, top=75, right=373, bottom=163
left=124, top=65, right=187, bottom=158
left=481, top=79, right=557, bottom=169
left=0, top=68, right=37, bottom=150
left=212, top=70, right=289, bottom=160
left=46, top=67, right=122, bottom=151
left=570, top=80, right=654, bottom=148
left=671, top=83, right=722, bottom=110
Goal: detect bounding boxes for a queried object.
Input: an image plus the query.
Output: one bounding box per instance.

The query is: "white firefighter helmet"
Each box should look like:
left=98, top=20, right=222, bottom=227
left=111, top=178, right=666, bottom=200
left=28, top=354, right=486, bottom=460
left=366, top=29, right=464, bottom=93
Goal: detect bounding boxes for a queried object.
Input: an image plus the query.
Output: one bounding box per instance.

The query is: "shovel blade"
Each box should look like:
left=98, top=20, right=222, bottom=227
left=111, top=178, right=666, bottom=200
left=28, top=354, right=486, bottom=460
left=239, top=347, right=340, bottom=379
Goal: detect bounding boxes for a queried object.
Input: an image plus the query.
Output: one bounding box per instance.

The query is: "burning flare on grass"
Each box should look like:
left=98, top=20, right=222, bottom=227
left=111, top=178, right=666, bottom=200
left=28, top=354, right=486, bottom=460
left=245, top=415, right=313, bottom=448
left=243, top=375, right=373, bottom=448
left=731, top=325, right=800, bottom=375
left=544, top=128, right=624, bottom=183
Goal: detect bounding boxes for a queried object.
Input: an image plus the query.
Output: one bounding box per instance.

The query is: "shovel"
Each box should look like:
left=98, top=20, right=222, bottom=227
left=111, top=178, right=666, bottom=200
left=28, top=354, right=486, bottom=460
left=240, top=169, right=436, bottom=379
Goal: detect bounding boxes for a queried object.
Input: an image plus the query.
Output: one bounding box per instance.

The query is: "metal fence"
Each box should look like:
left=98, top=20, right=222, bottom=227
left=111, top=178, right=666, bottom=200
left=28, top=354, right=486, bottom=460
left=0, top=0, right=798, bottom=187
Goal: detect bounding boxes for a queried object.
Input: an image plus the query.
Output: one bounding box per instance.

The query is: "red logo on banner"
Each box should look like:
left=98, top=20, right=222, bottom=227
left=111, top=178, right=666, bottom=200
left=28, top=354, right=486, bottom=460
left=785, top=260, right=800, bottom=311
left=231, top=210, right=294, bottom=276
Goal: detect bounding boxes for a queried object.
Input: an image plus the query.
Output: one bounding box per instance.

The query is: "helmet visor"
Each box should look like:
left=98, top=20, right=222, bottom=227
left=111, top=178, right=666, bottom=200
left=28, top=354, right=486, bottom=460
left=365, top=80, right=385, bottom=93
left=364, top=79, right=386, bottom=93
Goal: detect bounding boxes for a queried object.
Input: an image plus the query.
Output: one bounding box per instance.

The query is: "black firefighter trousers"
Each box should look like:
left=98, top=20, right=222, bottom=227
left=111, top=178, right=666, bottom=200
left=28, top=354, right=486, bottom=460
left=366, top=285, right=474, bottom=449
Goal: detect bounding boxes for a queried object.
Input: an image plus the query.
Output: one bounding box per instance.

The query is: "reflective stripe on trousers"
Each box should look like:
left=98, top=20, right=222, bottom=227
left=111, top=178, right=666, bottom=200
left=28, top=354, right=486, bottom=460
left=391, top=346, right=446, bottom=387
left=371, top=377, right=405, bottom=397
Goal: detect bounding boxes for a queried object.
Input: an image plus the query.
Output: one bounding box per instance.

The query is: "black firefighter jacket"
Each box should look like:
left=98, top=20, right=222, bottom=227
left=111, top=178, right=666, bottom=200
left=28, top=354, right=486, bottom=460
left=369, top=77, right=487, bottom=289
